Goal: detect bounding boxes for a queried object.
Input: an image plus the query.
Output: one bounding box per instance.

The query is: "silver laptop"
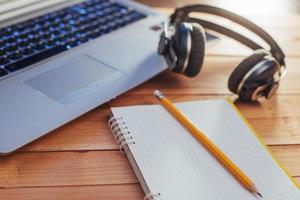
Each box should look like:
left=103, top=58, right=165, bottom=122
left=0, top=0, right=218, bottom=154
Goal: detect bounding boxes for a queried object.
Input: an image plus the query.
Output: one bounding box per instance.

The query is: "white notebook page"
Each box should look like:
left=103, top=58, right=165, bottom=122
left=111, top=99, right=300, bottom=200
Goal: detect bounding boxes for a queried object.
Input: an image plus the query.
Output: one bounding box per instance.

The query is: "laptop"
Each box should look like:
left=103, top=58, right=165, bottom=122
left=0, top=0, right=218, bottom=154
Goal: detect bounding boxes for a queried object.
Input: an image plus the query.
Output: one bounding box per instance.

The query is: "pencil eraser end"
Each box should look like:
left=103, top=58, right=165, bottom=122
left=154, top=90, right=163, bottom=99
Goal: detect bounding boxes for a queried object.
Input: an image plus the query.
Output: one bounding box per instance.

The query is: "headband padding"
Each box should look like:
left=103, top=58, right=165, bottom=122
left=184, top=23, right=206, bottom=77
left=228, top=50, right=269, bottom=93
left=172, top=5, right=285, bottom=65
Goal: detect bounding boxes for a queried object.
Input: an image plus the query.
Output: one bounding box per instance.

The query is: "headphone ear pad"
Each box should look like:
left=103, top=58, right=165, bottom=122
left=184, top=23, right=206, bottom=77
left=228, top=50, right=269, bottom=93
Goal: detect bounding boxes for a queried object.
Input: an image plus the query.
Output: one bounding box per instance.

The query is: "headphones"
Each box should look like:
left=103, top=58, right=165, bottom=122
left=158, top=5, right=287, bottom=101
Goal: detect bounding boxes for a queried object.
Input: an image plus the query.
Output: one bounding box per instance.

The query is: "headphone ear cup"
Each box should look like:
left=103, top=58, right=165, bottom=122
left=172, top=23, right=190, bottom=73
left=184, top=23, right=206, bottom=77
left=228, top=50, right=270, bottom=94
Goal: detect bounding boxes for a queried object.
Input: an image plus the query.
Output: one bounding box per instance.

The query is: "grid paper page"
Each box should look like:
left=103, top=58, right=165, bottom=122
left=111, top=99, right=300, bottom=200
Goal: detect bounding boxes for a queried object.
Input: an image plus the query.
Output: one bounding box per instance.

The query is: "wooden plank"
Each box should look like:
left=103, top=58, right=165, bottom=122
left=270, top=145, right=300, bottom=177
left=0, top=184, right=144, bottom=200
left=0, top=178, right=300, bottom=200
left=124, top=56, right=300, bottom=95
left=249, top=118, right=300, bottom=145
left=110, top=94, right=300, bottom=119
left=0, top=147, right=299, bottom=188
left=0, top=151, right=138, bottom=188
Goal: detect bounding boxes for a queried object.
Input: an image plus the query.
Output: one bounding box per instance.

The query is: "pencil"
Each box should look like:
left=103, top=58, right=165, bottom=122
left=154, top=90, right=262, bottom=198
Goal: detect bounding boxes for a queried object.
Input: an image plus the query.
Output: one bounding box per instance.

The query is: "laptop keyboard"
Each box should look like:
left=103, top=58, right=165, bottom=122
left=0, top=0, right=146, bottom=78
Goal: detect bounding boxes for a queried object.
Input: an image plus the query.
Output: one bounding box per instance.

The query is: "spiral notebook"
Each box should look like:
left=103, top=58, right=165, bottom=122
left=108, top=99, right=300, bottom=200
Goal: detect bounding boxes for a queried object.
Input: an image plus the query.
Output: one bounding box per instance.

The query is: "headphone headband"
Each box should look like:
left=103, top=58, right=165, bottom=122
left=170, top=4, right=285, bottom=65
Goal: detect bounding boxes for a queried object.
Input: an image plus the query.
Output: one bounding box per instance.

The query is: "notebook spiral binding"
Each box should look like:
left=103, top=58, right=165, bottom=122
left=108, top=116, right=135, bottom=153
left=143, top=192, right=162, bottom=200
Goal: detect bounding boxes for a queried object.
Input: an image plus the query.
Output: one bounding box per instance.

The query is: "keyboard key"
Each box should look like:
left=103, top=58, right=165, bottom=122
left=28, top=35, right=40, bottom=43
left=8, top=51, right=22, bottom=60
left=21, top=46, right=34, bottom=55
left=0, top=56, right=10, bottom=65
left=34, top=42, right=46, bottom=50
left=4, top=45, right=17, bottom=52
left=0, top=49, right=5, bottom=56
left=0, top=68, right=8, bottom=77
left=18, top=39, right=29, bottom=47
left=6, top=36, right=16, bottom=43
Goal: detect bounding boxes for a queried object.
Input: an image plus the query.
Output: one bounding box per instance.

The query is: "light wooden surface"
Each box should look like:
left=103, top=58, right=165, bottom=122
left=0, top=1, right=300, bottom=199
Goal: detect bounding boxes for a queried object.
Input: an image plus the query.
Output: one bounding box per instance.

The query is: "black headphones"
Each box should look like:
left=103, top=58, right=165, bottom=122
left=158, top=5, right=287, bottom=101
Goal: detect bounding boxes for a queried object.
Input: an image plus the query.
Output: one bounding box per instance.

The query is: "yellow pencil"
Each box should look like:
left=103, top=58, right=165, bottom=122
left=154, top=90, right=262, bottom=198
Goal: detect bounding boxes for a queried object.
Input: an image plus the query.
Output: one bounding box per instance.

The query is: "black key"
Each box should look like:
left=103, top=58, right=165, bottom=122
left=55, top=35, right=67, bottom=44
left=105, top=14, right=115, bottom=22
left=21, top=46, right=34, bottom=55
left=116, top=18, right=127, bottom=27
left=45, top=38, right=55, bottom=47
left=99, top=25, right=109, bottom=34
left=89, top=29, right=102, bottom=38
left=0, top=49, right=5, bottom=56
left=28, top=35, right=40, bottom=43
left=0, top=56, right=10, bottom=65
left=3, top=27, right=13, bottom=36
left=41, top=31, right=51, bottom=39
left=14, top=24, right=26, bottom=33
left=0, top=68, right=8, bottom=77
left=19, top=33, right=28, bottom=39
left=8, top=51, right=22, bottom=60
left=34, top=41, right=46, bottom=50
left=6, top=36, right=16, bottom=43
left=5, top=45, right=67, bottom=72
left=18, top=39, right=29, bottom=47
left=57, top=10, right=68, bottom=18
left=4, top=45, right=17, bottom=52
left=66, top=38, right=77, bottom=47
left=107, top=21, right=117, bottom=29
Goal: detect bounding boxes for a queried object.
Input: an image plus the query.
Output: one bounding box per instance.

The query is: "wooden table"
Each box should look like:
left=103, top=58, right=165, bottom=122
left=0, top=1, right=299, bottom=199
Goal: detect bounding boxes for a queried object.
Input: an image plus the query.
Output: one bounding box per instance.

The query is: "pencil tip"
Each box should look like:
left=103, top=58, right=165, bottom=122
left=249, top=184, right=262, bottom=198
left=255, top=192, right=263, bottom=199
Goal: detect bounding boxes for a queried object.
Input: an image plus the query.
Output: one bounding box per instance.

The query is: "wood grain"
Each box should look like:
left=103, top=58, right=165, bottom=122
left=110, top=94, right=300, bottom=118
left=0, top=147, right=299, bottom=188
left=0, top=151, right=137, bottom=188
left=0, top=179, right=300, bottom=200
left=123, top=56, right=300, bottom=95
left=0, top=184, right=144, bottom=200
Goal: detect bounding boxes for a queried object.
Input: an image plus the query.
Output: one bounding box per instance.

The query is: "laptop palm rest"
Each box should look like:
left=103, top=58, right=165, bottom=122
left=25, top=54, right=124, bottom=105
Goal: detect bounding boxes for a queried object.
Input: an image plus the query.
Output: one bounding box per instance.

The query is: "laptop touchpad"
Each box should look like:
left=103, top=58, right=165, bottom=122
left=25, top=54, right=123, bottom=105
